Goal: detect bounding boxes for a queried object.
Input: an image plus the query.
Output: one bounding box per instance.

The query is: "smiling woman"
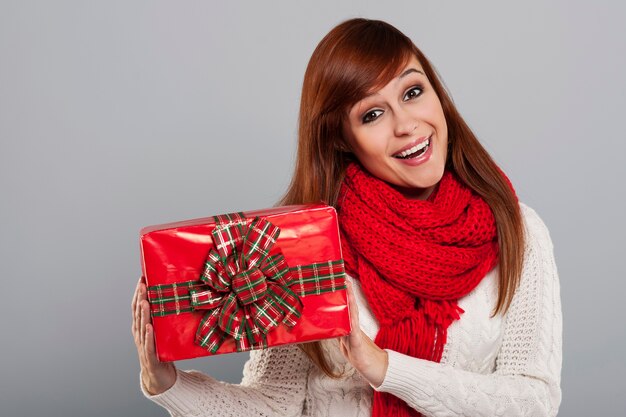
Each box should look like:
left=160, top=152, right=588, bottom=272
left=343, top=57, right=448, bottom=199
left=133, top=18, right=562, bottom=417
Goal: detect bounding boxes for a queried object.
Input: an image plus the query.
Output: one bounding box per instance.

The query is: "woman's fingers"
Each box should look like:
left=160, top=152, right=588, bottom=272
left=141, top=297, right=165, bottom=368
left=338, top=279, right=364, bottom=361
left=132, top=279, right=151, bottom=368
left=140, top=299, right=148, bottom=348
left=131, top=278, right=140, bottom=335
left=132, top=276, right=177, bottom=395
left=144, top=322, right=159, bottom=366
left=345, top=280, right=361, bottom=342
left=133, top=289, right=144, bottom=348
left=346, top=280, right=358, bottom=319
left=136, top=285, right=144, bottom=342
left=338, top=282, right=388, bottom=387
left=140, top=306, right=177, bottom=395
left=131, top=279, right=138, bottom=315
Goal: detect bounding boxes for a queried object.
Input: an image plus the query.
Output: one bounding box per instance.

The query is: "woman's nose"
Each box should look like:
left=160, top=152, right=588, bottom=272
left=393, top=109, right=418, bottom=137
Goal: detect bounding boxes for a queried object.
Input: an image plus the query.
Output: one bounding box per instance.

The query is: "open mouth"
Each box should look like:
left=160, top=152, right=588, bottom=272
left=393, top=137, right=431, bottom=159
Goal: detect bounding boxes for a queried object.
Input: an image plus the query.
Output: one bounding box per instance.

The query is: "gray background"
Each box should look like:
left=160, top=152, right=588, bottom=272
left=1, top=1, right=624, bottom=416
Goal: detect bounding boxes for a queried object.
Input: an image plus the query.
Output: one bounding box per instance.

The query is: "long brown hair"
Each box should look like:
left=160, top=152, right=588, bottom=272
left=280, top=18, right=525, bottom=378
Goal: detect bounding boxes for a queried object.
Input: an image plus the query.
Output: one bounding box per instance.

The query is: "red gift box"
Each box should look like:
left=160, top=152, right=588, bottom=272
left=140, top=203, right=350, bottom=362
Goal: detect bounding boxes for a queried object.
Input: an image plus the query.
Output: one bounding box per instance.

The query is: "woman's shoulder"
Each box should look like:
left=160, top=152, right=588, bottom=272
left=518, top=201, right=554, bottom=251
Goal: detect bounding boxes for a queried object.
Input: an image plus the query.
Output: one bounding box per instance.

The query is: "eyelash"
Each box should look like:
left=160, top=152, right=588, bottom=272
left=361, top=84, right=424, bottom=124
left=403, top=85, right=424, bottom=101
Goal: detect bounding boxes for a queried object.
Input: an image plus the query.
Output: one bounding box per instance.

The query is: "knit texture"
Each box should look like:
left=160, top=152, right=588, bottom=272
left=141, top=203, right=562, bottom=417
left=337, top=163, right=501, bottom=417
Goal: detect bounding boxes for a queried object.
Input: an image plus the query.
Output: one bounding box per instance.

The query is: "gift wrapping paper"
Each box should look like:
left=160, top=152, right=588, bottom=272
left=139, top=203, right=350, bottom=362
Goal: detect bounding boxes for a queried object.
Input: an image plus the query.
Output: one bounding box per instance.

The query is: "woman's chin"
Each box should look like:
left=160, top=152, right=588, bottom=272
left=390, top=183, right=437, bottom=200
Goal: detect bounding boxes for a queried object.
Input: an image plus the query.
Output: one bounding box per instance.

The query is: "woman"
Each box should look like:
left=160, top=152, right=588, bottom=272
left=132, top=18, right=562, bottom=417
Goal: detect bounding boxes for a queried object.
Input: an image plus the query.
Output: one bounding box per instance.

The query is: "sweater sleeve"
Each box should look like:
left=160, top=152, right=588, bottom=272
left=140, top=343, right=312, bottom=417
left=375, top=204, right=563, bottom=417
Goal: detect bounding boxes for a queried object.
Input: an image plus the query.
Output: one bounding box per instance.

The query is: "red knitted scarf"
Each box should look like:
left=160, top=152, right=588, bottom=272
left=337, top=163, right=501, bottom=417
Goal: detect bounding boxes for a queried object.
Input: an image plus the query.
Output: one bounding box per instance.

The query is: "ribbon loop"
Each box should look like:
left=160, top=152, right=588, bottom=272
left=217, top=292, right=244, bottom=339
left=240, top=217, right=280, bottom=269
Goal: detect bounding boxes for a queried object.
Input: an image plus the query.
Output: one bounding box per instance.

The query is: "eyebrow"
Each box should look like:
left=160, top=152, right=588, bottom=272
left=399, top=68, right=424, bottom=79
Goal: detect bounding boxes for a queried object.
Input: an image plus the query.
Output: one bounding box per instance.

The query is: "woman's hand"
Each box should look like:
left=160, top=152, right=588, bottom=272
left=131, top=276, right=177, bottom=395
left=338, top=279, right=389, bottom=388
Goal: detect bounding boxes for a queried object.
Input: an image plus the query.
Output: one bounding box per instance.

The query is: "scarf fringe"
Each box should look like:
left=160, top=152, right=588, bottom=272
left=376, top=301, right=464, bottom=360
left=372, top=301, right=466, bottom=416
left=373, top=392, right=422, bottom=417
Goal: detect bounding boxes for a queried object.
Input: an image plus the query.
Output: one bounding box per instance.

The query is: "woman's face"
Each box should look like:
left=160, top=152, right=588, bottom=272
left=343, top=56, right=448, bottom=200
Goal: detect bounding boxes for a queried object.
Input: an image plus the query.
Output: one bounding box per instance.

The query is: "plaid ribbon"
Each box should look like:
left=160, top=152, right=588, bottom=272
left=147, top=213, right=346, bottom=353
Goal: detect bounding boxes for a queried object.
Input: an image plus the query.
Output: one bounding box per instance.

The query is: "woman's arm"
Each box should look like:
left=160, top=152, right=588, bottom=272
left=141, top=344, right=312, bottom=417
left=375, top=204, right=562, bottom=417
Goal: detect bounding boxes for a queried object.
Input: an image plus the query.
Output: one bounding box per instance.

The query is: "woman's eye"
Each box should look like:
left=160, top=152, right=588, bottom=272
left=362, top=109, right=383, bottom=124
left=403, top=86, right=423, bottom=101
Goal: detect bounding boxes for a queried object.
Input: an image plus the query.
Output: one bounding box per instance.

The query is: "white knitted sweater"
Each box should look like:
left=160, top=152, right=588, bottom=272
left=141, top=203, right=562, bottom=417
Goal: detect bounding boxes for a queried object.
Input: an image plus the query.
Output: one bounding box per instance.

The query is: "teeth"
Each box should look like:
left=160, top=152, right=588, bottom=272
left=395, top=138, right=430, bottom=158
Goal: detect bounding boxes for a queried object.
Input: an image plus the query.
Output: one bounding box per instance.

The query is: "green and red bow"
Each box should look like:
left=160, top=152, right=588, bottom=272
left=147, top=213, right=345, bottom=353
